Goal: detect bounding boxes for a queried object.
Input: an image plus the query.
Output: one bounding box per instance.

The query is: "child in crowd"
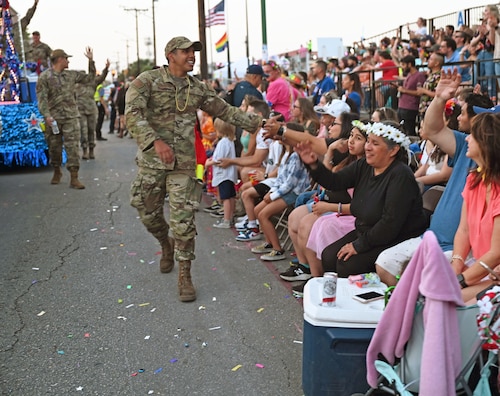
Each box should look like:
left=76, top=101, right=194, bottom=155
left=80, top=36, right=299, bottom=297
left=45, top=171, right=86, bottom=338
left=205, top=119, right=238, bottom=229
left=245, top=125, right=311, bottom=261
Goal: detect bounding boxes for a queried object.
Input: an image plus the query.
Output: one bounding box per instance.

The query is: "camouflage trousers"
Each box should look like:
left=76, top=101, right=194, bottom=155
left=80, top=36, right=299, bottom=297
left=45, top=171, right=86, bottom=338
left=44, top=118, right=81, bottom=169
left=79, top=112, right=97, bottom=149
left=130, top=168, right=203, bottom=261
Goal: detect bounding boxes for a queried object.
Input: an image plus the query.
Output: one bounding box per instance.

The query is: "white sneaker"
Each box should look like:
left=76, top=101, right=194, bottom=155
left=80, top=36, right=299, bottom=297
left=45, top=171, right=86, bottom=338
left=235, top=219, right=248, bottom=230
left=213, top=220, right=233, bottom=229
left=235, top=228, right=261, bottom=241
left=236, top=214, right=248, bottom=223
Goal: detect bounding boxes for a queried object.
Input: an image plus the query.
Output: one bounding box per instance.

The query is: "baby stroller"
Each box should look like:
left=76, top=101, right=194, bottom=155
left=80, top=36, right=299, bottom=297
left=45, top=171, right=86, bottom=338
left=361, top=231, right=499, bottom=396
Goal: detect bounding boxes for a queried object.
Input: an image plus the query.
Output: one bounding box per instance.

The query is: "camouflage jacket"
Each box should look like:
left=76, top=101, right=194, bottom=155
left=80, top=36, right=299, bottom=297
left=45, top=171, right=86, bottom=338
left=75, top=68, right=109, bottom=116
left=36, top=60, right=97, bottom=120
left=125, top=66, right=262, bottom=171
left=27, top=42, right=52, bottom=68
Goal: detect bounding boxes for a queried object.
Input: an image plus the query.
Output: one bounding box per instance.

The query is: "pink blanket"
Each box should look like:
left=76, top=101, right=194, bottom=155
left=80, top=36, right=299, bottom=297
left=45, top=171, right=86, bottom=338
left=366, top=231, right=465, bottom=396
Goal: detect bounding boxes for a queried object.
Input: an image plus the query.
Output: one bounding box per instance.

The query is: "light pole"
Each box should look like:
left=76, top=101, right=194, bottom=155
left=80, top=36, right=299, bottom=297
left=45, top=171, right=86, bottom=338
left=152, top=0, right=158, bottom=67
left=115, top=31, right=132, bottom=77
left=124, top=7, right=148, bottom=77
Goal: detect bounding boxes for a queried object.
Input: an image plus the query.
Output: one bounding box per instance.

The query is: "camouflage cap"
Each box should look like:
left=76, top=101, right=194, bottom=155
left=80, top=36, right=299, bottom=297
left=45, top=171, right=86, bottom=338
left=165, top=36, right=202, bottom=55
left=50, top=49, right=72, bottom=60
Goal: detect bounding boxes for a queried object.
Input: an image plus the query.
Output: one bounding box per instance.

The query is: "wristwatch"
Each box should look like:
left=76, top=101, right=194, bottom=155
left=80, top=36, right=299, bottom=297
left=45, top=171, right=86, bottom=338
left=277, top=126, right=287, bottom=137
left=457, top=273, right=468, bottom=289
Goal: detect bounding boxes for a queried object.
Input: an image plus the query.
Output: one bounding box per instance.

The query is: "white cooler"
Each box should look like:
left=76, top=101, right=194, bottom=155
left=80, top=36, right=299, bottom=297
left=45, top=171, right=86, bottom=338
left=302, top=277, right=386, bottom=396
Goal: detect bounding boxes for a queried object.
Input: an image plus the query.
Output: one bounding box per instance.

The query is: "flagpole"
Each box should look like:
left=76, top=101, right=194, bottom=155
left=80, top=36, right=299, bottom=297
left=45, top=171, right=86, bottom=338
left=245, top=0, right=250, bottom=66
left=227, top=38, right=231, bottom=80
left=225, top=0, right=231, bottom=81
left=261, top=0, right=268, bottom=62
left=206, top=0, right=214, bottom=77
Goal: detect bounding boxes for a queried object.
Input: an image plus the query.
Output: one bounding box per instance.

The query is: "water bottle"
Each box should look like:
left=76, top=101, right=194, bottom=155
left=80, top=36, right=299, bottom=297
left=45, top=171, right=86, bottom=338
left=51, top=120, right=60, bottom=135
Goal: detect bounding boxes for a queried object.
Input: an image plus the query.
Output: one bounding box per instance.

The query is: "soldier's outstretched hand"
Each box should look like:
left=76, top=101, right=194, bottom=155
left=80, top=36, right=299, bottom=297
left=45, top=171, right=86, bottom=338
left=84, top=47, right=93, bottom=61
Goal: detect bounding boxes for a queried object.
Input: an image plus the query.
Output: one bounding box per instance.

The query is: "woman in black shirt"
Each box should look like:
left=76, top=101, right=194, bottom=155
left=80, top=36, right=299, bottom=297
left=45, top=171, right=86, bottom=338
left=296, top=121, right=428, bottom=277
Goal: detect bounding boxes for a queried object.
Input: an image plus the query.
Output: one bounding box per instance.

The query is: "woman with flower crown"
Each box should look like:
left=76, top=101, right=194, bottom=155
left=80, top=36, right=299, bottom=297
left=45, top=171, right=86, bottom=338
left=295, top=120, right=428, bottom=277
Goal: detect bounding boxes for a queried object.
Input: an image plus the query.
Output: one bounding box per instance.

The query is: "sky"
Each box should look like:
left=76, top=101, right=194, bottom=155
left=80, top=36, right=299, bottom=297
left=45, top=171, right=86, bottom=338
left=11, top=0, right=488, bottom=76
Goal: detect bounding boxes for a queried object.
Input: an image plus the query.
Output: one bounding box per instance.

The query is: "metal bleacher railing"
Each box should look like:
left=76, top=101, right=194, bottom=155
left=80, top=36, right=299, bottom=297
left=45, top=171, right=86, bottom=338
left=342, top=4, right=498, bottom=115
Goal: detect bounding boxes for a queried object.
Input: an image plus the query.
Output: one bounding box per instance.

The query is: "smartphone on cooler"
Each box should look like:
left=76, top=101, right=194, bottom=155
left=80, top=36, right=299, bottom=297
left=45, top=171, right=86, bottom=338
left=352, top=291, right=385, bottom=304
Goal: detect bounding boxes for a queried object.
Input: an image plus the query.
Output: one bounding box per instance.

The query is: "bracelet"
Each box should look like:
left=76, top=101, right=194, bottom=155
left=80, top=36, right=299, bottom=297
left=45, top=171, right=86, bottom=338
left=337, top=202, right=343, bottom=217
left=264, top=173, right=268, bottom=179
left=451, top=254, right=465, bottom=264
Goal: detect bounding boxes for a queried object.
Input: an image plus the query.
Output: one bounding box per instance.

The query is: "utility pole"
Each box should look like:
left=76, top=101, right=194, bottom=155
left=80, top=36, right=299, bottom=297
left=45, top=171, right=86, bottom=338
left=124, top=7, right=148, bottom=77
left=152, top=0, right=158, bottom=66
left=197, top=0, right=208, bottom=80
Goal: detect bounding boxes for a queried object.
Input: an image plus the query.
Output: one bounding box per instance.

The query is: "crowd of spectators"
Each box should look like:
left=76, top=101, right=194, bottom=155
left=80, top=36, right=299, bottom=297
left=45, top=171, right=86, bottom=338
left=196, top=5, right=500, bottom=307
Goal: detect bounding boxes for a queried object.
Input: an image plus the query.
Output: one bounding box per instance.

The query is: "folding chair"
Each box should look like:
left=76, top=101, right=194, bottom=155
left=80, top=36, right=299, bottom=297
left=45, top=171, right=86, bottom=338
left=274, top=204, right=294, bottom=251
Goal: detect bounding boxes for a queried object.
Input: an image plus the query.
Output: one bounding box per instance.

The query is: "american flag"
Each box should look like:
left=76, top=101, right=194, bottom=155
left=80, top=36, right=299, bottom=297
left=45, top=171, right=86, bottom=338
left=205, top=0, right=225, bottom=27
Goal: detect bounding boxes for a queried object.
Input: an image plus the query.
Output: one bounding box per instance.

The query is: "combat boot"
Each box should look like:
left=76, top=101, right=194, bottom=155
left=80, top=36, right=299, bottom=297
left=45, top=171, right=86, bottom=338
left=50, top=166, right=63, bottom=184
left=69, top=168, right=85, bottom=189
left=82, top=148, right=89, bottom=159
left=160, top=237, right=175, bottom=273
left=178, top=260, right=196, bottom=302
left=89, top=147, right=95, bottom=159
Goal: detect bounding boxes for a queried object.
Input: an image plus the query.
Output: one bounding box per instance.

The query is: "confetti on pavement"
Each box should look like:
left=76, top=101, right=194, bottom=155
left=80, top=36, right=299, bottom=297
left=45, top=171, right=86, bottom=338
left=231, top=364, right=242, bottom=371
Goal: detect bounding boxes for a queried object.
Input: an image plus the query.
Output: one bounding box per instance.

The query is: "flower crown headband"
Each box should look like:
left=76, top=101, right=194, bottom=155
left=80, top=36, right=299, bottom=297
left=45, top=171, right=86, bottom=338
left=351, top=120, right=369, bottom=136
left=365, top=122, right=411, bottom=150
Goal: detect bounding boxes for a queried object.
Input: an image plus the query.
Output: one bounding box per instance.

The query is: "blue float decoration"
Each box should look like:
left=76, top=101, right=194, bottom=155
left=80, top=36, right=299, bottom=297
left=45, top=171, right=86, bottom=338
left=0, top=0, right=57, bottom=168
left=0, top=102, right=48, bottom=167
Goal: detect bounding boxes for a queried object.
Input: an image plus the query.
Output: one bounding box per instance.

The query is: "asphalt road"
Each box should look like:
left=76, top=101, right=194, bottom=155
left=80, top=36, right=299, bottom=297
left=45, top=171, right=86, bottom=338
left=0, top=126, right=305, bottom=396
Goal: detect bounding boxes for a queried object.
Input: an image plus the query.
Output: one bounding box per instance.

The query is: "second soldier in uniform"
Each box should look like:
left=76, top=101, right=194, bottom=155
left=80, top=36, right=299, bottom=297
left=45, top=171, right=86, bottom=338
left=36, top=47, right=97, bottom=189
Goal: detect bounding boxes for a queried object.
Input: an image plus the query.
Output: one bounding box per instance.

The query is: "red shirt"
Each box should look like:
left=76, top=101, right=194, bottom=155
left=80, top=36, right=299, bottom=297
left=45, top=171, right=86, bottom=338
left=379, top=60, right=399, bottom=81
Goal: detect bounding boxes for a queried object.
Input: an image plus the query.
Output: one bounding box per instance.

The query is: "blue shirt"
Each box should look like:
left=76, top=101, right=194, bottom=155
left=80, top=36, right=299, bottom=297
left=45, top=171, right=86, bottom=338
left=443, top=51, right=471, bottom=82
left=312, top=76, right=335, bottom=105
left=429, top=131, right=474, bottom=251
left=232, top=80, right=263, bottom=107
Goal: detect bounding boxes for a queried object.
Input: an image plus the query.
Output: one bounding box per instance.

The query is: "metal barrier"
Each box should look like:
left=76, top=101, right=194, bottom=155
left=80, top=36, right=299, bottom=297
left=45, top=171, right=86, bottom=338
left=338, top=57, right=499, bottom=116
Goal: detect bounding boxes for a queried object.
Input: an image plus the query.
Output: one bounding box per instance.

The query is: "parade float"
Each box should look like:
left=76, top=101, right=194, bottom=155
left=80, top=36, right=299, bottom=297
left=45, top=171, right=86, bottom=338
left=0, top=0, right=48, bottom=168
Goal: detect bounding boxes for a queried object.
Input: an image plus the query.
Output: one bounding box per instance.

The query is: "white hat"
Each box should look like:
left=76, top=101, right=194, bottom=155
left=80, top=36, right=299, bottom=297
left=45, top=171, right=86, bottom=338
left=314, top=99, right=350, bottom=118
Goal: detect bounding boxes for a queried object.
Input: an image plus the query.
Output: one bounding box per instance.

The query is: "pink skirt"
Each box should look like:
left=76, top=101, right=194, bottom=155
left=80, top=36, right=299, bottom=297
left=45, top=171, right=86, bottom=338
left=306, top=213, right=356, bottom=259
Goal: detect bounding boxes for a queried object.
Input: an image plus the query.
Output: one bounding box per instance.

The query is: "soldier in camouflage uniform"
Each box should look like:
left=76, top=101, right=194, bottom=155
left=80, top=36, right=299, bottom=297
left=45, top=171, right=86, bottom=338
left=75, top=59, right=110, bottom=159
left=126, top=36, right=262, bottom=302
left=27, top=31, right=52, bottom=71
left=36, top=47, right=97, bottom=189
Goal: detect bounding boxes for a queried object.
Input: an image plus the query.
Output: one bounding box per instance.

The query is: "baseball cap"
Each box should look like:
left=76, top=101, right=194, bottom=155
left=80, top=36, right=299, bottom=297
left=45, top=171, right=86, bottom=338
left=246, top=64, right=268, bottom=77
left=314, top=99, right=350, bottom=117
left=50, top=49, right=72, bottom=60
left=473, top=105, right=500, bottom=114
left=165, top=36, right=202, bottom=55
